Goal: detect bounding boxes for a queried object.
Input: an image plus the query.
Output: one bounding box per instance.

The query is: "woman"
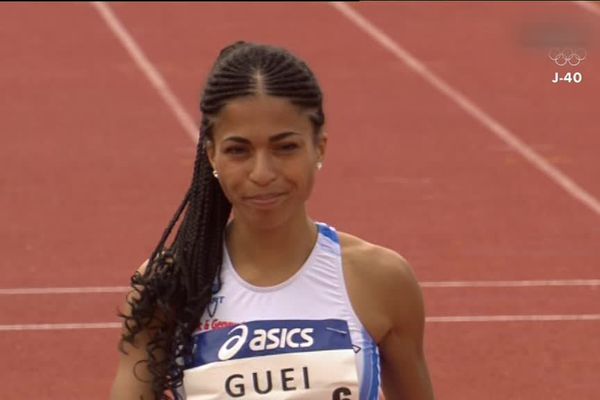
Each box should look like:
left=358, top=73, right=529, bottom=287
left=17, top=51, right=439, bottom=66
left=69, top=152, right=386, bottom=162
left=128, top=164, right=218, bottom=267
left=111, top=41, right=435, bottom=400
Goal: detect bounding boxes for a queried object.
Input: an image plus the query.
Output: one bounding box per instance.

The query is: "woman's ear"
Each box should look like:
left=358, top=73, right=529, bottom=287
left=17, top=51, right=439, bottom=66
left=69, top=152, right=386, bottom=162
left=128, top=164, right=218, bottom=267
left=316, top=132, right=328, bottom=164
left=205, top=139, right=216, bottom=170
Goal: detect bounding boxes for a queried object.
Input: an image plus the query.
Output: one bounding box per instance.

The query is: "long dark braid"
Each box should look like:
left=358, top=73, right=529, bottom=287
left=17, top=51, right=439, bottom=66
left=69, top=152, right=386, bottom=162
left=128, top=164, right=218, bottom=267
left=118, top=41, right=325, bottom=399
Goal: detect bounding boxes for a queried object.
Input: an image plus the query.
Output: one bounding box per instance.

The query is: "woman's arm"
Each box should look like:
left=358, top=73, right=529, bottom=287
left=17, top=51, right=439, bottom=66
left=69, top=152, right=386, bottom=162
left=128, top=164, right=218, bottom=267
left=373, top=251, right=436, bottom=399
left=341, top=232, right=435, bottom=399
left=110, top=330, right=154, bottom=399
left=110, top=261, right=155, bottom=400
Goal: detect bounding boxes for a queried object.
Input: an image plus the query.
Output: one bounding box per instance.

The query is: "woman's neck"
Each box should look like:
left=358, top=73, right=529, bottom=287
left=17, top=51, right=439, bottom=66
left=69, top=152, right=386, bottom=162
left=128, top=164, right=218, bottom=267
left=224, top=211, right=318, bottom=281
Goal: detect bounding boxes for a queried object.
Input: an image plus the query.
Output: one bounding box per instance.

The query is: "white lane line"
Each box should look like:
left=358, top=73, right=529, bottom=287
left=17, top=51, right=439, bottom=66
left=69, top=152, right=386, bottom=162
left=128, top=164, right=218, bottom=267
left=428, top=314, right=600, bottom=323
left=421, top=279, right=600, bottom=288
left=573, top=1, right=600, bottom=16
left=0, top=322, right=122, bottom=331
left=1, top=279, right=599, bottom=295
left=0, top=286, right=130, bottom=295
left=90, top=2, right=199, bottom=143
left=329, top=2, right=600, bottom=217
left=3, top=314, right=600, bottom=331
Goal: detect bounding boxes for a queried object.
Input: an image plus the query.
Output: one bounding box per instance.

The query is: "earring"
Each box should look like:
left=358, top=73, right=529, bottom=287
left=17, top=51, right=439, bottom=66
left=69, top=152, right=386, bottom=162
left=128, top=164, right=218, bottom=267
left=212, top=169, right=219, bottom=178
left=316, top=161, right=323, bottom=170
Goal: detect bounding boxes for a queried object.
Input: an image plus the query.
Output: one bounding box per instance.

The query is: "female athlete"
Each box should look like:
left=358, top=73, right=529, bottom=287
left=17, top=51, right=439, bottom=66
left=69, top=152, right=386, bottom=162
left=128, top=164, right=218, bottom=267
left=110, top=41, right=435, bottom=400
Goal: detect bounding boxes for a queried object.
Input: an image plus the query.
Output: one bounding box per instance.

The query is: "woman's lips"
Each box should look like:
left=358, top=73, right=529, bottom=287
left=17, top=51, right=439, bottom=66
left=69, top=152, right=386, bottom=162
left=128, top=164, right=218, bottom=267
left=244, top=193, right=285, bottom=208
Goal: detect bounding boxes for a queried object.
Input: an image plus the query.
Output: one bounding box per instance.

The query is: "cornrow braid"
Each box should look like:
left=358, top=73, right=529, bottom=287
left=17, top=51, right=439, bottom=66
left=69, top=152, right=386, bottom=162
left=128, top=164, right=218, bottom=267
left=118, top=41, right=326, bottom=399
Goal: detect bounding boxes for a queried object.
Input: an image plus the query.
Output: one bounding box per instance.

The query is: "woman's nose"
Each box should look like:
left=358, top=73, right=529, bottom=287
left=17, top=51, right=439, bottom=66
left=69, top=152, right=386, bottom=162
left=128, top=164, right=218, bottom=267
left=249, top=153, right=277, bottom=186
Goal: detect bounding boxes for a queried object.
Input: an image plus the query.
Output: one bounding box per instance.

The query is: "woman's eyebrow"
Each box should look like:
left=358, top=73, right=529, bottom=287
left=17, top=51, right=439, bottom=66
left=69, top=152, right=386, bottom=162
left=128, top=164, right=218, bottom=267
left=270, top=131, right=300, bottom=142
left=222, top=136, right=249, bottom=144
left=222, top=131, right=300, bottom=144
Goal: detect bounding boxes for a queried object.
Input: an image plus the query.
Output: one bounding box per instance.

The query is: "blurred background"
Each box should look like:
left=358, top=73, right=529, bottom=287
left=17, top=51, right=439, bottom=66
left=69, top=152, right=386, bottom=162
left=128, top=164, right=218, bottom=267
left=1, top=2, right=599, bottom=398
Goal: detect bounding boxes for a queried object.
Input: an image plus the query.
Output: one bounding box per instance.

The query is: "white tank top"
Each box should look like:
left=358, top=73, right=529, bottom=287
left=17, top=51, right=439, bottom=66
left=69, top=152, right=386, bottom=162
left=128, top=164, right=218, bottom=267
left=181, top=222, right=381, bottom=399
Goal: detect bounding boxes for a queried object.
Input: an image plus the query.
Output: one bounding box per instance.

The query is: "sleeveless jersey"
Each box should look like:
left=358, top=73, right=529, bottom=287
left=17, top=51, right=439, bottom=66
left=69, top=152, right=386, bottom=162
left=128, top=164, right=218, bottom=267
left=181, top=222, right=381, bottom=399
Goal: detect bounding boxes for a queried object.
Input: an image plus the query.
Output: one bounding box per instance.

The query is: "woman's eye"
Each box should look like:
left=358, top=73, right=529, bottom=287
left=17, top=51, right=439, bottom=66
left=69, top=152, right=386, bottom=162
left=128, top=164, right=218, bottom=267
left=278, top=143, right=299, bottom=152
left=224, top=146, right=247, bottom=155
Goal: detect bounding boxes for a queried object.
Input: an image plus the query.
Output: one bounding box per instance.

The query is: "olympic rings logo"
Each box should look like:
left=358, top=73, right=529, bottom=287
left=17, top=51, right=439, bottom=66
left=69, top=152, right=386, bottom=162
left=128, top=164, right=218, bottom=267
left=548, top=47, right=587, bottom=66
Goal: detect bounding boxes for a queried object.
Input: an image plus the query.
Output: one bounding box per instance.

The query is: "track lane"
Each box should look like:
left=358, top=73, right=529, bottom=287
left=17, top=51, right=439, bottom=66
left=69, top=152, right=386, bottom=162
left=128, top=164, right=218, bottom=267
left=344, top=2, right=600, bottom=279
left=0, top=330, right=119, bottom=398
left=0, top=3, right=195, bottom=287
left=427, top=321, right=600, bottom=399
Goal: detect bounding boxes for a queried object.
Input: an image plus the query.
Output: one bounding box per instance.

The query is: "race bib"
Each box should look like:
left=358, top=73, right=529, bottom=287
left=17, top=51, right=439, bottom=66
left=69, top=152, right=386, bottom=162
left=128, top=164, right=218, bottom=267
left=183, top=319, right=360, bottom=399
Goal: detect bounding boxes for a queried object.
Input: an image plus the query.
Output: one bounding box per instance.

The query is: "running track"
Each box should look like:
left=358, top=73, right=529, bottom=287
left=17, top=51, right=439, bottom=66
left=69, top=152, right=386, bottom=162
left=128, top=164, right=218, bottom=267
left=1, top=2, right=599, bottom=398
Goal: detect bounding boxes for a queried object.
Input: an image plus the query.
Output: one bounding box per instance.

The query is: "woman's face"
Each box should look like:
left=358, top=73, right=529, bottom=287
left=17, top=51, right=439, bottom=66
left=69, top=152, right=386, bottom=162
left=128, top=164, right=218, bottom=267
left=207, top=94, right=326, bottom=229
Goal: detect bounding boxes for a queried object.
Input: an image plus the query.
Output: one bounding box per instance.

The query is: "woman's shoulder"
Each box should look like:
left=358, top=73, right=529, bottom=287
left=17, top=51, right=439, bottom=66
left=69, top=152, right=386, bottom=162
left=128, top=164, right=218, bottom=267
left=337, top=230, right=414, bottom=282
left=336, top=230, right=423, bottom=343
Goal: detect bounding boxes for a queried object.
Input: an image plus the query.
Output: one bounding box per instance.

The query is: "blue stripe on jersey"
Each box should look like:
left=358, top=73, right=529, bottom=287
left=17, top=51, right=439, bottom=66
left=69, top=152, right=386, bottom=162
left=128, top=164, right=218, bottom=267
left=360, top=327, right=381, bottom=399
left=370, top=345, right=381, bottom=399
left=317, top=222, right=339, bottom=244
left=187, top=319, right=353, bottom=368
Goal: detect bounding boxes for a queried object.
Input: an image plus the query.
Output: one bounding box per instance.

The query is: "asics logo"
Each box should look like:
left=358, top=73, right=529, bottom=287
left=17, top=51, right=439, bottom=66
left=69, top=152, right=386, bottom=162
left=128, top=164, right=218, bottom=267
left=218, top=325, right=249, bottom=361
left=217, top=325, right=315, bottom=361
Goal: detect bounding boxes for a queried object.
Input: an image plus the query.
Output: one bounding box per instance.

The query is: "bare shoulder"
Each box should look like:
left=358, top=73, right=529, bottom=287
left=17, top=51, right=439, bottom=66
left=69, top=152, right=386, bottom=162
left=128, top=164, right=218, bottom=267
left=332, top=231, right=435, bottom=398
left=337, top=231, right=424, bottom=343
left=338, top=231, right=417, bottom=288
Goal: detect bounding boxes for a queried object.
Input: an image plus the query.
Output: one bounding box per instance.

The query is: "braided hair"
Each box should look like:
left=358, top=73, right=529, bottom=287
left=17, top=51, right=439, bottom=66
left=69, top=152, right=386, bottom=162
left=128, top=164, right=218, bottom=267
left=118, top=41, right=326, bottom=399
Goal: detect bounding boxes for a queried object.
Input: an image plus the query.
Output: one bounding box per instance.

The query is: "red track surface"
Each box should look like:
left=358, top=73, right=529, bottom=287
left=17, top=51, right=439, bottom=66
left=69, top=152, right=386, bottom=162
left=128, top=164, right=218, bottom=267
left=1, top=3, right=599, bottom=399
